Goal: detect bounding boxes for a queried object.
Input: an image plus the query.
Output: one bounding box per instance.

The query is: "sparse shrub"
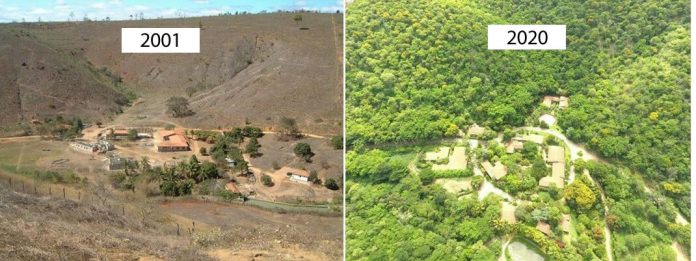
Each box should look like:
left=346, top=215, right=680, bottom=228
left=166, top=96, right=194, bottom=118
left=199, top=147, right=208, bottom=155
left=331, top=135, right=343, bottom=149
left=309, top=170, right=320, bottom=184
left=127, top=129, right=138, bottom=141
left=261, top=174, right=274, bottom=187
left=245, top=137, right=261, bottom=157
left=192, top=228, right=226, bottom=247
left=325, top=178, right=340, bottom=190
left=272, top=161, right=280, bottom=170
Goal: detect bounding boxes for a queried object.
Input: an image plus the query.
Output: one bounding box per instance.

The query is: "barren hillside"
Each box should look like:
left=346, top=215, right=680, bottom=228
left=1, top=13, right=343, bottom=135
left=0, top=28, right=130, bottom=129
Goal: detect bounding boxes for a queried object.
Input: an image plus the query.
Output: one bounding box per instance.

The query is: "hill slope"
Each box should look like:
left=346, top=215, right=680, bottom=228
left=0, top=28, right=130, bottom=129
left=3, top=13, right=343, bottom=135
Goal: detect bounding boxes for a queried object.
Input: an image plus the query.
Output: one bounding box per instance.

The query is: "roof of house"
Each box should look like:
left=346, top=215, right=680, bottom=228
left=113, top=129, right=130, bottom=135
left=158, top=131, right=189, bottom=148
left=275, top=166, right=310, bottom=178
left=539, top=176, right=564, bottom=189
left=225, top=182, right=240, bottom=194
left=501, top=202, right=517, bottom=224
left=559, top=96, right=569, bottom=108
left=536, top=221, right=552, bottom=236
left=547, top=145, right=565, bottom=163
left=518, top=134, right=544, bottom=144
left=551, top=162, right=565, bottom=178
left=505, top=140, right=524, bottom=153
left=542, top=96, right=554, bottom=107
left=467, top=124, right=485, bottom=136
left=539, top=114, right=556, bottom=126
left=481, top=161, right=507, bottom=180
left=560, top=214, right=572, bottom=232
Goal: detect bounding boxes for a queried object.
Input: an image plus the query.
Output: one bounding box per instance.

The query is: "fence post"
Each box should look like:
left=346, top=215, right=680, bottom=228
left=49, top=187, right=52, bottom=196
left=34, top=185, right=37, bottom=195
left=177, top=224, right=180, bottom=236
left=192, top=221, right=195, bottom=233
left=62, top=188, right=66, bottom=199
left=78, top=192, right=81, bottom=201
left=8, top=177, right=11, bottom=187
left=21, top=182, right=24, bottom=193
left=122, top=206, right=125, bottom=215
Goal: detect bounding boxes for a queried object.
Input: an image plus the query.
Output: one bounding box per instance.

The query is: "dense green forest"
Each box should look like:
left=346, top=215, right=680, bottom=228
left=346, top=0, right=690, bottom=260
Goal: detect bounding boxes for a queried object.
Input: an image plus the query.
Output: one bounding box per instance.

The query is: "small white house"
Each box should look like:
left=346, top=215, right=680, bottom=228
left=274, top=167, right=310, bottom=184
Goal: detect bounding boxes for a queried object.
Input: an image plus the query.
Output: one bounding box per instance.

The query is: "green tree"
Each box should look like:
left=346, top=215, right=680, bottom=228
left=325, top=178, right=339, bottom=190
left=331, top=135, right=343, bottom=149
left=279, top=117, right=301, bottom=140
left=127, top=129, right=138, bottom=141
left=261, top=174, right=274, bottom=186
left=309, top=170, right=320, bottom=184
left=166, top=96, right=194, bottom=117
left=294, top=143, right=314, bottom=162
left=245, top=137, right=261, bottom=157
left=564, top=181, right=597, bottom=211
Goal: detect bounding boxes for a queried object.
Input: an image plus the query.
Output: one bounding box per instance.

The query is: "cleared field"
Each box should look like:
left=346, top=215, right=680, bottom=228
left=425, top=146, right=449, bottom=161
left=432, top=146, right=467, bottom=170
left=435, top=177, right=472, bottom=194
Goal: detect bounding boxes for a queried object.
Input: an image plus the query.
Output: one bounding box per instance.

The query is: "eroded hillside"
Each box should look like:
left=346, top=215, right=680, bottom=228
left=1, top=13, right=343, bottom=135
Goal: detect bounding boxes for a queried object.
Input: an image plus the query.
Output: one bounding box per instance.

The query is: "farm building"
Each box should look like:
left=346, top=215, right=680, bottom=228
left=513, top=134, right=544, bottom=144
left=560, top=214, right=572, bottom=233
left=539, top=114, right=556, bottom=126
left=467, top=124, right=485, bottom=137
left=505, top=140, right=524, bottom=153
left=112, top=128, right=130, bottom=137
left=539, top=175, right=564, bottom=189
left=70, top=141, right=97, bottom=153
left=542, top=96, right=555, bottom=107
left=536, top=221, right=552, bottom=236
left=558, top=96, right=569, bottom=108
left=275, top=167, right=310, bottom=183
left=541, top=95, right=569, bottom=109
left=156, top=130, right=190, bottom=152
left=501, top=202, right=517, bottom=224
left=551, top=162, right=565, bottom=179
left=481, top=161, right=507, bottom=180
left=96, top=140, right=114, bottom=153
left=547, top=146, right=565, bottom=163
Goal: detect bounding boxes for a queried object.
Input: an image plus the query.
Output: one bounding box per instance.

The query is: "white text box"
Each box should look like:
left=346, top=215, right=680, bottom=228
left=122, top=28, right=199, bottom=53
left=488, top=25, right=565, bottom=50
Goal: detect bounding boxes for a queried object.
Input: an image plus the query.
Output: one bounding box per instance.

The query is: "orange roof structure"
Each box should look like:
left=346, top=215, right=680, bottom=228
left=158, top=130, right=189, bottom=148
left=225, top=182, right=240, bottom=194
left=113, top=129, right=130, bottom=135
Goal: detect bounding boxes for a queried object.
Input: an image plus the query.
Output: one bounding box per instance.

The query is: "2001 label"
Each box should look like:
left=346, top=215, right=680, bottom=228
left=488, top=25, right=565, bottom=50
left=122, top=28, right=199, bottom=53
left=140, top=33, right=179, bottom=48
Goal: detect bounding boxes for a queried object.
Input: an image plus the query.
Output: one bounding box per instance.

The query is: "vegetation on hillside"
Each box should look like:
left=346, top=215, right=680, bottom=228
left=346, top=0, right=689, bottom=260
